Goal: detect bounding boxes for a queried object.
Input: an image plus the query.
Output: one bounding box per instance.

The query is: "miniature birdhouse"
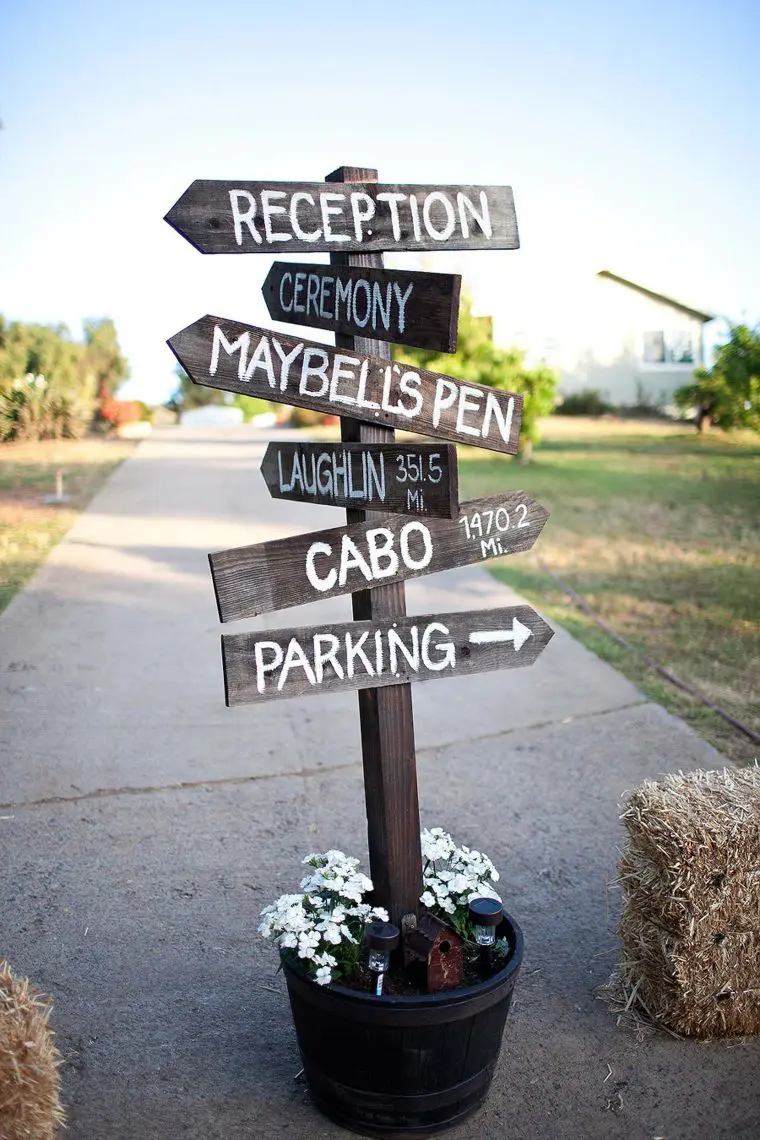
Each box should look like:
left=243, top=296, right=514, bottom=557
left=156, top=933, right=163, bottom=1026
left=404, top=914, right=464, bottom=992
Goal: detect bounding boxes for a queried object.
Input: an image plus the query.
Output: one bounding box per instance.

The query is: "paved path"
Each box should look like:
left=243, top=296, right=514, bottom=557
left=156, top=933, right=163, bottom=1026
left=1, top=427, right=757, bottom=1140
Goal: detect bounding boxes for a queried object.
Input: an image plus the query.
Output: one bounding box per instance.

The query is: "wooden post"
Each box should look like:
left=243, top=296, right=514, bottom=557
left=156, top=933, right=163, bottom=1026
left=326, top=164, right=421, bottom=927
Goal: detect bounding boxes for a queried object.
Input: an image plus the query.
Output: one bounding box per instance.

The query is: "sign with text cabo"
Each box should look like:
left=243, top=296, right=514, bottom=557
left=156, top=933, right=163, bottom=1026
left=262, top=263, right=461, bottom=353
left=168, top=317, right=523, bottom=455
left=261, top=442, right=458, bottom=518
left=209, top=491, right=549, bottom=623
left=222, top=607, right=554, bottom=705
left=165, top=181, right=519, bottom=255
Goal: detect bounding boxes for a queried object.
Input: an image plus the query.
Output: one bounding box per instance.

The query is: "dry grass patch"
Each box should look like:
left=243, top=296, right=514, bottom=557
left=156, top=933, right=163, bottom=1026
left=458, top=419, right=760, bottom=764
left=0, top=438, right=134, bottom=614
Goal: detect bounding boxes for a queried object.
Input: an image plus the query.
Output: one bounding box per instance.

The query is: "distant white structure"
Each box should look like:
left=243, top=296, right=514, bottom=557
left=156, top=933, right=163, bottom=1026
left=494, top=269, right=716, bottom=409
left=180, top=405, right=244, bottom=427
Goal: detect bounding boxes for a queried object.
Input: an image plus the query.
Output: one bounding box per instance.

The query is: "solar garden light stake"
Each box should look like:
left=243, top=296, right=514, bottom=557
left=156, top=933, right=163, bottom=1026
left=468, top=898, right=504, bottom=971
left=365, top=921, right=400, bottom=995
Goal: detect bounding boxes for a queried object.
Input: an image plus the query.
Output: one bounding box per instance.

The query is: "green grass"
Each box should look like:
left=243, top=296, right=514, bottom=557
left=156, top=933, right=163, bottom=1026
left=458, top=418, right=760, bottom=765
left=0, top=438, right=134, bottom=614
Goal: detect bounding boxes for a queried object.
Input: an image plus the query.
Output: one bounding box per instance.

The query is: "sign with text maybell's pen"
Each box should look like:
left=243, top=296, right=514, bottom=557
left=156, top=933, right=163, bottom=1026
left=168, top=317, right=523, bottom=455
left=262, top=263, right=461, bottom=353
left=209, top=491, right=549, bottom=623
left=261, top=442, right=459, bottom=519
left=222, top=606, right=554, bottom=706
left=164, top=182, right=519, bottom=255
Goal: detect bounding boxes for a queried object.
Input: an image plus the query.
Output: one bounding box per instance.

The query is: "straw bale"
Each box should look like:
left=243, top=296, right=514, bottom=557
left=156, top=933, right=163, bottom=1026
left=0, top=962, right=64, bottom=1139
left=617, top=767, right=760, bottom=1038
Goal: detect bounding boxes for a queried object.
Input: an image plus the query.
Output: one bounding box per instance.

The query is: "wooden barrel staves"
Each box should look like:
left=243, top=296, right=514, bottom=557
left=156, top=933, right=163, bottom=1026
left=283, top=914, right=523, bottom=1138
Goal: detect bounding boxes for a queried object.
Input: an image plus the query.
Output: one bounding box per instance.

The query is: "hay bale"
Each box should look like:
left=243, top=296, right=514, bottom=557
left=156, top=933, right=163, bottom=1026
left=0, top=962, right=64, bottom=1138
left=618, top=767, right=760, bottom=1039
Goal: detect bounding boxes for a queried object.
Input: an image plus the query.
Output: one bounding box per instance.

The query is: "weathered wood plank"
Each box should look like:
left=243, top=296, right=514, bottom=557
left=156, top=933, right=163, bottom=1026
left=222, top=606, right=554, bottom=705
left=209, top=491, right=549, bottom=623
left=260, top=442, right=459, bottom=519
left=165, top=181, right=519, bottom=255
left=167, top=316, right=523, bottom=454
left=262, top=262, right=461, bottom=353
left=326, top=162, right=421, bottom=929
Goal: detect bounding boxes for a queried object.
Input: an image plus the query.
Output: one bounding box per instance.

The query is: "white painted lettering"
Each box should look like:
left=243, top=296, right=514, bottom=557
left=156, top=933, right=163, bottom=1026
left=352, top=279, right=371, bottom=328
left=423, top=191, right=456, bottom=241
left=372, top=281, right=392, bottom=332
left=278, top=638, right=316, bottom=690
left=409, top=194, right=422, bottom=242
left=290, top=192, right=321, bottom=242
left=319, top=275, right=334, bottom=319
left=305, top=541, right=336, bottom=593
left=397, top=371, right=423, bottom=419
left=299, top=347, right=329, bottom=397
left=456, top=385, right=484, bottom=437
left=482, top=391, right=514, bottom=444
left=244, top=336, right=276, bottom=386
left=392, top=282, right=414, bottom=334
left=355, top=359, right=380, bottom=410
left=313, top=634, right=344, bottom=683
left=271, top=339, right=304, bottom=392
left=345, top=631, right=374, bottom=678
left=388, top=627, right=420, bottom=674
left=254, top=641, right=283, bottom=693
left=329, top=354, right=360, bottom=406
left=338, top=535, right=373, bottom=587
left=293, top=272, right=306, bottom=314
left=210, top=325, right=250, bottom=380
left=350, top=192, right=375, bottom=241
left=421, top=623, right=456, bottom=670
left=228, top=190, right=262, bottom=246
left=320, top=192, right=350, bottom=243
left=278, top=271, right=294, bottom=313
left=376, top=192, right=406, bottom=241
left=366, top=528, right=398, bottom=580
left=335, top=277, right=353, bottom=321
left=457, top=191, right=492, bottom=239
left=260, top=189, right=290, bottom=243
left=399, top=521, right=433, bottom=571
left=432, top=377, right=458, bottom=426
left=306, top=273, right=320, bottom=317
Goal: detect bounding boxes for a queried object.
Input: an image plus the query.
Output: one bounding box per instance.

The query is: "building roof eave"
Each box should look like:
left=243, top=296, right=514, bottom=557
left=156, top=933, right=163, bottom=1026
left=597, top=270, right=716, bottom=323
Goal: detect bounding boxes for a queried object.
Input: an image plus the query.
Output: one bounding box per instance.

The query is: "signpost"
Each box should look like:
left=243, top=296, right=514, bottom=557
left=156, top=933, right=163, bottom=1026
left=165, top=180, right=519, bottom=254
left=168, top=315, right=523, bottom=454
left=260, top=441, right=458, bottom=518
left=164, top=162, right=551, bottom=933
left=222, top=606, right=554, bottom=706
left=262, top=262, right=461, bottom=352
left=209, top=491, right=549, bottom=622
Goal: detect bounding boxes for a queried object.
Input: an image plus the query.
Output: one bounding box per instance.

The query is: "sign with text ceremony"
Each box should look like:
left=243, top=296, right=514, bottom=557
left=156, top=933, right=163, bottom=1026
left=223, top=606, right=554, bottom=706
left=210, top=491, right=549, bottom=623
left=261, top=442, right=458, bottom=519
left=168, top=317, right=523, bottom=455
left=165, top=181, right=519, bottom=255
left=262, top=262, right=461, bottom=353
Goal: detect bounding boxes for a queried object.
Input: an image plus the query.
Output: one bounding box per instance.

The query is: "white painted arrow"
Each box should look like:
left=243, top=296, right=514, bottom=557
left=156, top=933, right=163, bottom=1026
left=469, top=617, right=533, bottom=652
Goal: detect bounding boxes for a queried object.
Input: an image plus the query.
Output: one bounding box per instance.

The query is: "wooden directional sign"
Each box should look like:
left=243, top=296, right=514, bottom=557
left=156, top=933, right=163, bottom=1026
left=222, top=606, right=554, bottom=706
left=165, top=181, right=519, bottom=255
left=261, top=442, right=459, bottom=519
left=209, top=491, right=549, bottom=623
left=168, top=317, right=523, bottom=455
left=262, top=263, right=461, bottom=353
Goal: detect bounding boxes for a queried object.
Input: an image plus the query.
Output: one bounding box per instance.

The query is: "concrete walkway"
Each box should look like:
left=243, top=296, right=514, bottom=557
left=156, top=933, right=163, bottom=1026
left=1, top=426, right=757, bottom=1140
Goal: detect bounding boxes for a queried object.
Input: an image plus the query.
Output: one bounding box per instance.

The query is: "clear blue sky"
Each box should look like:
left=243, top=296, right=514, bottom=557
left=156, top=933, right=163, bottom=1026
left=1, top=0, right=758, bottom=402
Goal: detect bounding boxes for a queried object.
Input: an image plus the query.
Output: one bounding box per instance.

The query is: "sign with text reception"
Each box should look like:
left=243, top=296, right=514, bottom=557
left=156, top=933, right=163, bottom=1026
left=165, top=181, right=519, bottom=255
left=209, top=491, right=549, bottom=623
left=261, top=442, right=459, bottom=519
left=222, top=606, right=554, bottom=705
left=168, top=317, right=523, bottom=454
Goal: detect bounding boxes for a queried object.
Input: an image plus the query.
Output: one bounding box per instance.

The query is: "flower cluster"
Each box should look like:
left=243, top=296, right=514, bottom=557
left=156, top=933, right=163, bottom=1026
left=259, top=850, right=388, bottom=986
left=420, top=828, right=502, bottom=940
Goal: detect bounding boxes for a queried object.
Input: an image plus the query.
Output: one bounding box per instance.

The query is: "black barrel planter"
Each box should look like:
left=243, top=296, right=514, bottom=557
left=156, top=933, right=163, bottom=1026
left=282, top=912, right=523, bottom=1139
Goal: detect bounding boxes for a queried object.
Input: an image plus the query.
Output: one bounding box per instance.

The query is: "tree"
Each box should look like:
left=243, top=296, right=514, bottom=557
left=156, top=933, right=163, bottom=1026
left=166, top=365, right=225, bottom=413
left=675, top=324, right=760, bottom=433
left=392, top=294, right=557, bottom=460
left=83, top=318, right=130, bottom=403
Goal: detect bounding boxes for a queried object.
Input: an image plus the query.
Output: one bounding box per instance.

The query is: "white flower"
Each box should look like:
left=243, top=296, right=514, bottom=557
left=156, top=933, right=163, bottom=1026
left=315, top=966, right=332, bottom=985
left=420, top=890, right=435, bottom=907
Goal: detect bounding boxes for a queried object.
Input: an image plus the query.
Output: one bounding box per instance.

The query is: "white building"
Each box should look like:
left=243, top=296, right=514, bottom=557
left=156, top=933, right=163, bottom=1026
left=493, top=268, right=716, bottom=409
